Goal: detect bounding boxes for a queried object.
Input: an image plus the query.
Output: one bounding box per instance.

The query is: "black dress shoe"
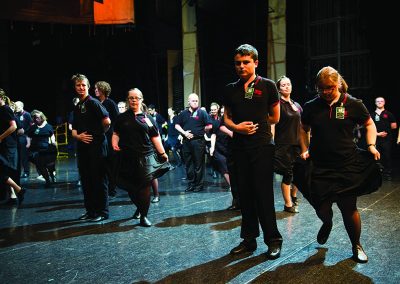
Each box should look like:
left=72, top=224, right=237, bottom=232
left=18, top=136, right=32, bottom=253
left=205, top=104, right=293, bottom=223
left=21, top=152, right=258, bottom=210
left=230, top=240, right=257, bottom=255
left=266, top=244, right=281, bottom=260
left=90, top=215, right=108, bottom=222
left=78, top=212, right=92, bottom=221
left=317, top=222, right=333, bottom=244
left=352, top=244, right=368, bottom=263
left=184, top=186, right=194, bottom=192
left=193, top=187, right=204, bottom=192
left=140, top=216, right=152, bottom=227
left=133, top=209, right=141, bottom=219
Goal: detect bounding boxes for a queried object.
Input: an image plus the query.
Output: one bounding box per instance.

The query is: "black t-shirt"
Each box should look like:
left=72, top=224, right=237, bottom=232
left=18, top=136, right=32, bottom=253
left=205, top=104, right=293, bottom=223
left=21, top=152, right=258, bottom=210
left=175, top=108, right=212, bottom=137
left=0, top=105, right=17, bottom=147
left=101, top=98, right=119, bottom=127
left=72, top=95, right=109, bottom=147
left=101, top=97, right=119, bottom=145
left=274, top=98, right=302, bottom=145
left=15, top=111, right=33, bottom=133
left=373, top=109, right=396, bottom=140
left=167, top=116, right=179, bottom=138
left=27, top=123, right=54, bottom=152
left=151, top=112, right=166, bottom=134
left=223, top=76, right=279, bottom=149
left=302, top=93, right=370, bottom=167
left=114, top=110, right=159, bottom=156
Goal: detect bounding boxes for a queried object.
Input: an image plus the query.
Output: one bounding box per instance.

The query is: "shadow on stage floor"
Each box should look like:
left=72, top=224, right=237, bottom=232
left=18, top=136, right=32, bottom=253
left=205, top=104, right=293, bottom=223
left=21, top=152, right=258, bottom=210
left=0, top=156, right=399, bottom=283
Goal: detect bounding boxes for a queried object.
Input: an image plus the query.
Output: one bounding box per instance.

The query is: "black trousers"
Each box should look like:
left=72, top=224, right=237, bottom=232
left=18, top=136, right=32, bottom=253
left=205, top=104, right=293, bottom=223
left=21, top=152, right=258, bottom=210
left=182, top=138, right=206, bottom=190
left=232, top=144, right=282, bottom=246
left=77, top=144, right=109, bottom=217
left=19, top=135, right=30, bottom=174
left=376, top=140, right=392, bottom=173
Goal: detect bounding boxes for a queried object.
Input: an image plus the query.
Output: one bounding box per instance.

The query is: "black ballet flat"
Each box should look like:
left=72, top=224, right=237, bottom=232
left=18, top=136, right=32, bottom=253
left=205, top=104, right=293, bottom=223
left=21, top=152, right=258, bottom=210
left=140, top=216, right=152, bottom=227
left=352, top=244, right=368, bottom=263
left=133, top=209, right=141, bottom=219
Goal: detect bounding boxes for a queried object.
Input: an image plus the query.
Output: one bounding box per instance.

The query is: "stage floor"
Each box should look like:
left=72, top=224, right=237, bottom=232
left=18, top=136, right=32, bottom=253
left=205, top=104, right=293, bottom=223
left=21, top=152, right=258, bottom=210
left=0, top=156, right=399, bottom=283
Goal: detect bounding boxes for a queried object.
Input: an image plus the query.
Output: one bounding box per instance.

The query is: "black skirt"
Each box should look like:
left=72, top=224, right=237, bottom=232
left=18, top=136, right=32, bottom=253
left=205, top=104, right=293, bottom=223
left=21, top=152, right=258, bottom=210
left=293, top=148, right=383, bottom=208
left=115, top=151, right=170, bottom=192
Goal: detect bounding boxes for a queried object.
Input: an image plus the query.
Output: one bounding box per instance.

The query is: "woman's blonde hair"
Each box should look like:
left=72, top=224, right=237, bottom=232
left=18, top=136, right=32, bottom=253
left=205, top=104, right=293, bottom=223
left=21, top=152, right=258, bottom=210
left=0, top=88, right=11, bottom=105
left=31, top=109, right=47, bottom=121
left=316, top=66, right=348, bottom=93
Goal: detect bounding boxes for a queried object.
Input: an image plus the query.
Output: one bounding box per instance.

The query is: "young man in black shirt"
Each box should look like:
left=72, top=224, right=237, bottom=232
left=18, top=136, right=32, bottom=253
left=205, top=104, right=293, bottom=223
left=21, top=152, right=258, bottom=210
left=223, top=44, right=283, bottom=259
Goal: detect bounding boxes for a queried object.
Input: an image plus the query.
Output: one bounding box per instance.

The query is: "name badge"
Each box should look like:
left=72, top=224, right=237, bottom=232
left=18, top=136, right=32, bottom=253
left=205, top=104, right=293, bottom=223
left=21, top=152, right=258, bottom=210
left=375, top=114, right=380, bottom=122
left=245, top=87, right=254, bottom=99
left=80, top=103, right=86, bottom=114
left=336, top=107, right=345, bottom=119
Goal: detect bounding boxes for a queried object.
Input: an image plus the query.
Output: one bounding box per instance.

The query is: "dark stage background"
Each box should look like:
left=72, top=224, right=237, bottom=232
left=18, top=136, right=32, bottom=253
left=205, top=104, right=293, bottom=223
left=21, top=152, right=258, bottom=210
left=0, top=0, right=397, bottom=150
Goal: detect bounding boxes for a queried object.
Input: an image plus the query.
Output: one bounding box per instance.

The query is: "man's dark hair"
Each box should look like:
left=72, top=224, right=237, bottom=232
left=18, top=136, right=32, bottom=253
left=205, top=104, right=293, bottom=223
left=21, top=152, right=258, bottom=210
left=235, top=44, right=258, bottom=61
left=148, top=104, right=156, bottom=110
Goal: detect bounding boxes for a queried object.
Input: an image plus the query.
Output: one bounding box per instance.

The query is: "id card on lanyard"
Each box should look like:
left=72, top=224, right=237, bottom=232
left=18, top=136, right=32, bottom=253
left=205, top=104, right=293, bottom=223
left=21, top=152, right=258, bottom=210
left=244, top=76, right=260, bottom=100
left=335, top=94, right=347, bottom=119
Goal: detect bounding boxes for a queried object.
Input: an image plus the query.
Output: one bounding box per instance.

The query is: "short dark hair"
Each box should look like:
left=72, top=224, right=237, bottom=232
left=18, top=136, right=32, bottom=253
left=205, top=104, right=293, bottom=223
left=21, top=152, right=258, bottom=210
left=235, top=44, right=258, bottom=61
left=148, top=104, right=156, bottom=110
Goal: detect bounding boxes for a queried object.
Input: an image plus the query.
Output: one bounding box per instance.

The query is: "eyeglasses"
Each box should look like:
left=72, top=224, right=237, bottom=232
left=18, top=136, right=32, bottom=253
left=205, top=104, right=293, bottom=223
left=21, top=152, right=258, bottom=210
left=127, top=97, right=142, bottom=101
left=316, top=85, right=336, bottom=94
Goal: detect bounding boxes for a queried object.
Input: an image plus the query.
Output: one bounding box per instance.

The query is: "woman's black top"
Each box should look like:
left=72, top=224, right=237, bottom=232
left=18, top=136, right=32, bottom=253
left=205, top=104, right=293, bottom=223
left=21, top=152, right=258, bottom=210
left=114, top=110, right=159, bottom=156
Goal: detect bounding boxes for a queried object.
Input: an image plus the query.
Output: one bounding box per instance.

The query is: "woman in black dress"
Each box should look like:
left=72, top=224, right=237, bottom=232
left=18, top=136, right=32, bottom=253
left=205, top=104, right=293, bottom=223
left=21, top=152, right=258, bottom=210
left=298, top=66, right=381, bottom=263
left=273, top=76, right=302, bottom=213
left=112, top=88, right=168, bottom=227
left=0, top=90, right=25, bottom=204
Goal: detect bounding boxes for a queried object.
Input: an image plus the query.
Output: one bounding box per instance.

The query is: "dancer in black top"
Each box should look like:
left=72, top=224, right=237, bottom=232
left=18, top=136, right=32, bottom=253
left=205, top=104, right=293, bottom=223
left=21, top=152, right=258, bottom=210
left=0, top=90, right=25, bottom=205
left=298, top=66, right=381, bottom=263
left=223, top=44, right=282, bottom=259
left=112, top=88, right=168, bottom=227
left=175, top=93, right=212, bottom=192
left=94, top=81, right=119, bottom=198
left=272, top=76, right=302, bottom=213
left=71, top=74, right=111, bottom=222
